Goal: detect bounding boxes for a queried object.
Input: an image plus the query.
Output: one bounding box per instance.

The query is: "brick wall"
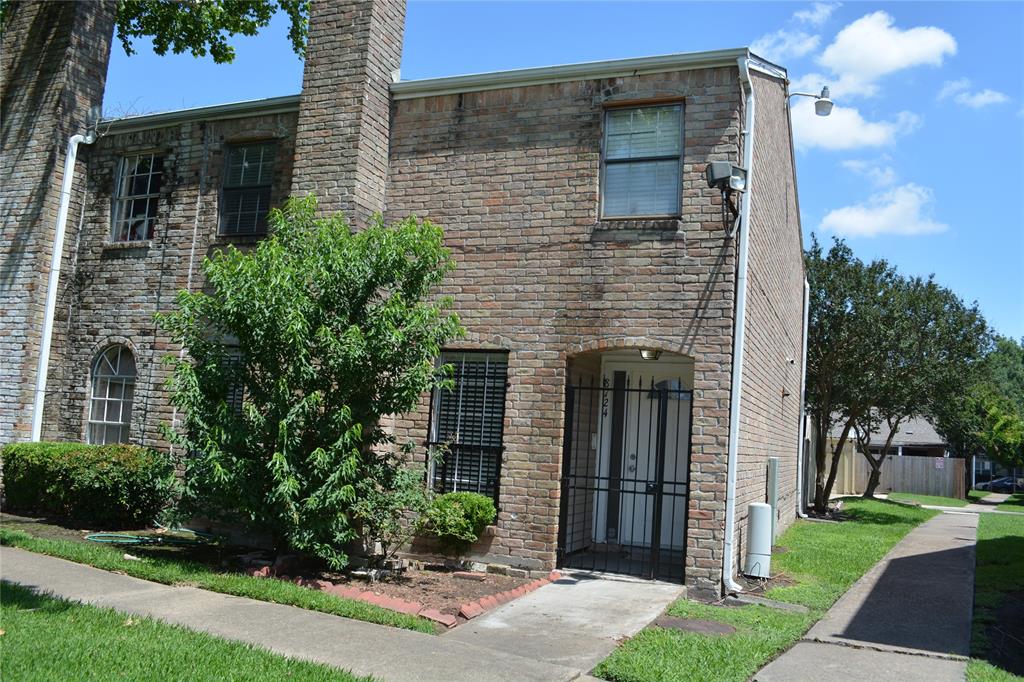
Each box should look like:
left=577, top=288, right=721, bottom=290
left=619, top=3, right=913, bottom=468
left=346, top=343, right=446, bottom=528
left=384, top=69, right=744, bottom=595
left=731, top=70, right=806, bottom=571
left=292, top=0, right=405, bottom=223
left=0, top=0, right=116, bottom=443
left=47, top=112, right=298, bottom=446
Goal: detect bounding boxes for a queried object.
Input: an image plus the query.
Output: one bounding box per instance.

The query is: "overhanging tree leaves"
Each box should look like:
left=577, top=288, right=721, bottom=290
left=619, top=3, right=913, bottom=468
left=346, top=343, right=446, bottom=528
left=158, top=196, right=463, bottom=568
left=804, top=236, right=897, bottom=512
left=115, top=0, right=308, bottom=63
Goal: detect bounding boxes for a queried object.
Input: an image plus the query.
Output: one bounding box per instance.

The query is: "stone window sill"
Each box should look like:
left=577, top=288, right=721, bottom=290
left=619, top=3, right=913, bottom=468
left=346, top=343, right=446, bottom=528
left=592, top=217, right=685, bottom=242
left=102, top=239, right=152, bottom=252
left=212, top=232, right=267, bottom=246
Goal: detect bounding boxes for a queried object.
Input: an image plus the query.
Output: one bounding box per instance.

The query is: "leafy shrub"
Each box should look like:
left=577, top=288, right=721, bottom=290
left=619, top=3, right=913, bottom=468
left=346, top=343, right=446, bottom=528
left=425, top=492, right=496, bottom=553
left=0, top=442, right=175, bottom=527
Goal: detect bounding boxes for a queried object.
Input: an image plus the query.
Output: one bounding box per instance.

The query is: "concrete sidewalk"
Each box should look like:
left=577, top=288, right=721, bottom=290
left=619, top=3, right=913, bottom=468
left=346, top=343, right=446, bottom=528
left=756, top=512, right=977, bottom=682
left=0, top=547, right=680, bottom=681
left=445, top=571, right=683, bottom=672
left=922, top=493, right=1024, bottom=516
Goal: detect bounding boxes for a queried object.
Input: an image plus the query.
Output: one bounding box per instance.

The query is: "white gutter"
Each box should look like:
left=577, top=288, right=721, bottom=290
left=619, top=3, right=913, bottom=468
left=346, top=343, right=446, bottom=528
left=796, top=279, right=810, bottom=518
left=31, top=131, right=95, bottom=441
left=722, top=56, right=755, bottom=594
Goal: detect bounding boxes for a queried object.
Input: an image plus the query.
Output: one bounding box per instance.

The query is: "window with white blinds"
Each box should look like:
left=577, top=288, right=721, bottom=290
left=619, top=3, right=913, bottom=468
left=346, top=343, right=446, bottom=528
left=429, top=351, right=509, bottom=501
left=220, top=142, right=276, bottom=235
left=602, top=104, right=683, bottom=218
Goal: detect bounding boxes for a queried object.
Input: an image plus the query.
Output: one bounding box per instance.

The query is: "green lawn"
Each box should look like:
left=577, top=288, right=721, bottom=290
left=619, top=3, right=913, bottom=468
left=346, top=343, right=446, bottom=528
left=968, top=512, right=1024, bottom=681
left=0, top=581, right=369, bottom=681
left=0, top=528, right=434, bottom=633
left=888, top=492, right=969, bottom=507
left=970, top=490, right=994, bottom=504
left=593, top=499, right=938, bottom=682
left=997, top=494, right=1024, bottom=512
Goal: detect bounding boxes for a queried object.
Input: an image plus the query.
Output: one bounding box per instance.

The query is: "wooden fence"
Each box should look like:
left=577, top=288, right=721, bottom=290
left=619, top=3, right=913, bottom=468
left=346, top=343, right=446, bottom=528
left=833, top=450, right=965, bottom=499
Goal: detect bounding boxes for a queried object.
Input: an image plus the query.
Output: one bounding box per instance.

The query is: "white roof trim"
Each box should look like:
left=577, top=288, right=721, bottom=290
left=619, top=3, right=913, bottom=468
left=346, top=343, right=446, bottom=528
left=101, top=95, right=300, bottom=133
left=391, top=48, right=766, bottom=100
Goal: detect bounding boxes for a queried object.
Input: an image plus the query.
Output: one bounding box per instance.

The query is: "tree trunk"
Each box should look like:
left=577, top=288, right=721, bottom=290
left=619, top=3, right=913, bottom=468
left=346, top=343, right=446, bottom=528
left=815, top=418, right=854, bottom=513
left=863, top=457, right=883, bottom=498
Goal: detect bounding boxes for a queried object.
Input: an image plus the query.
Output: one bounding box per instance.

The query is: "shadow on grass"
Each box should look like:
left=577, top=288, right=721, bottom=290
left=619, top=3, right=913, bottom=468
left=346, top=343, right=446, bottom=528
left=2, top=581, right=75, bottom=615
left=839, top=499, right=931, bottom=527
left=972, top=532, right=1024, bottom=677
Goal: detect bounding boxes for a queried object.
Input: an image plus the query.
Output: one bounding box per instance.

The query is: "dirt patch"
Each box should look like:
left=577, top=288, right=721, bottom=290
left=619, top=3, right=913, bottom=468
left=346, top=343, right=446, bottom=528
left=734, top=570, right=797, bottom=594
left=982, top=590, right=1024, bottom=676
left=648, top=615, right=735, bottom=635
left=323, top=567, right=531, bottom=616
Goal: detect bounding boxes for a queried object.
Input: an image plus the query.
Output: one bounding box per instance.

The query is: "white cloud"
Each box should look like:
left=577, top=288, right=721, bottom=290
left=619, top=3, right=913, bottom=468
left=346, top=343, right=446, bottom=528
left=820, top=184, right=947, bottom=237
left=791, top=98, right=920, bottom=151
left=794, top=2, right=842, bottom=27
left=752, top=30, right=821, bottom=64
left=841, top=159, right=897, bottom=187
left=937, top=78, right=1010, bottom=108
left=956, top=89, right=1010, bottom=108
left=817, top=11, right=957, bottom=97
left=937, top=78, right=970, bottom=100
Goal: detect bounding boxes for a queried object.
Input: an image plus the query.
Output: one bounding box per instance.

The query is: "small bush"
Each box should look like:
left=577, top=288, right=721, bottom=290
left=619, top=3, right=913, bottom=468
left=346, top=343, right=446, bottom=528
left=1, top=442, right=175, bottom=527
left=425, top=492, right=496, bottom=554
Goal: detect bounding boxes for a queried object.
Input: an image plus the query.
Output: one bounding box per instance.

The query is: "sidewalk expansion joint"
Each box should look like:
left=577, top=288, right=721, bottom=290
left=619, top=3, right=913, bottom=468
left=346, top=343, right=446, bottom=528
left=802, top=636, right=969, bottom=662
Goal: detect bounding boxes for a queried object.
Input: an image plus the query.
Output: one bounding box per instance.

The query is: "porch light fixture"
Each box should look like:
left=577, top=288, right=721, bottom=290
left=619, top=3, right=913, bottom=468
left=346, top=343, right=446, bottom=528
left=639, top=349, right=661, bottom=361
left=789, top=86, right=833, bottom=116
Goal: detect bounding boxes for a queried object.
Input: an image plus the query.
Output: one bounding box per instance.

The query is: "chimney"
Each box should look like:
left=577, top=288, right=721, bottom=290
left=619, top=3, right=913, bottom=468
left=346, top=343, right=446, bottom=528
left=291, top=0, right=406, bottom=224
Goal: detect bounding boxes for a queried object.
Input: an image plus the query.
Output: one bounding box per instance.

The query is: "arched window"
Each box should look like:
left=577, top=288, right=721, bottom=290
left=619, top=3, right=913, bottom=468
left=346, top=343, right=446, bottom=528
left=88, top=345, right=136, bottom=445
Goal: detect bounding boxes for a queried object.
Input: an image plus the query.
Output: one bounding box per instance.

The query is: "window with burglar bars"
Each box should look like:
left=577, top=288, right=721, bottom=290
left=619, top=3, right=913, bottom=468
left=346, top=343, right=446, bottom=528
left=601, top=104, right=683, bottom=218
left=87, top=345, right=136, bottom=445
left=220, top=142, right=276, bottom=235
left=428, top=351, right=509, bottom=502
left=112, top=153, right=163, bottom=242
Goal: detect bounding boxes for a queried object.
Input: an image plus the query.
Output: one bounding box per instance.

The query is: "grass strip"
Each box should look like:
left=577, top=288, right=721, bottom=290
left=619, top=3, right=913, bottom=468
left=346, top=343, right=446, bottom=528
left=888, top=492, right=968, bottom=508
left=970, top=490, right=993, bottom=504
left=996, top=494, right=1024, bottom=512
left=593, top=498, right=937, bottom=682
left=968, top=513, right=1024, bottom=681
left=0, top=528, right=434, bottom=634
left=0, top=581, right=370, bottom=682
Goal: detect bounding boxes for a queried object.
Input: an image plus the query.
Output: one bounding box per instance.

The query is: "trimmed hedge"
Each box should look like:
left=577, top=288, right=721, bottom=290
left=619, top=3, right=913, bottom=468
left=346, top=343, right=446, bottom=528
left=425, top=492, right=497, bottom=553
left=1, top=442, right=175, bottom=527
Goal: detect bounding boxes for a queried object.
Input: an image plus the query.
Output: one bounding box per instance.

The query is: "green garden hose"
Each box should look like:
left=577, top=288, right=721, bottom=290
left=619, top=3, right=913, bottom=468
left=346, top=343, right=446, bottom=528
left=85, top=523, right=218, bottom=547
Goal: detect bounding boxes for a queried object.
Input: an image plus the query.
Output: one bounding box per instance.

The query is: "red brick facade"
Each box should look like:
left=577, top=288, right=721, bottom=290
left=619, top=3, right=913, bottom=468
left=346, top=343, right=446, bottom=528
left=2, top=0, right=805, bottom=595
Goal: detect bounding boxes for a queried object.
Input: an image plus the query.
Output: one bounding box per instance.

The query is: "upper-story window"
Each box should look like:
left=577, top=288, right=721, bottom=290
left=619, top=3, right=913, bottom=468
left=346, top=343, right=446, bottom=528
left=220, top=142, right=276, bottom=236
left=112, top=153, right=163, bottom=242
left=601, top=104, right=683, bottom=218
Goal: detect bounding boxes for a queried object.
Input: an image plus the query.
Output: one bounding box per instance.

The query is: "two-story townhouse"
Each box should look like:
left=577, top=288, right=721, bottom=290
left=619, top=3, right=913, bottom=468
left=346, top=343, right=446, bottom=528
left=1, top=0, right=807, bottom=597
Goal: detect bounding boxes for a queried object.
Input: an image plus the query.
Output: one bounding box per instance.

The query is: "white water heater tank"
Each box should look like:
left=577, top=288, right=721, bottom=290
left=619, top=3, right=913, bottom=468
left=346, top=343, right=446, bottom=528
left=743, top=502, right=773, bottom=579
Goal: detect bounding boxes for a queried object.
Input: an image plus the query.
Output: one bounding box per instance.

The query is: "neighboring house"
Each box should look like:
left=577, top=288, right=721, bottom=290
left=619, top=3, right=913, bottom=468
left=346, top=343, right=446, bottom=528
left=828, top=416, right=964, bottom=498
left=0, top=0, right=808, bottom=597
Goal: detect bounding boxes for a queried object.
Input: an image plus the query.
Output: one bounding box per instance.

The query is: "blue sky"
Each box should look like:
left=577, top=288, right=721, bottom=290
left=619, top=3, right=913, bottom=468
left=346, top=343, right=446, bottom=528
left=103, top=1, right=1024, bottom=339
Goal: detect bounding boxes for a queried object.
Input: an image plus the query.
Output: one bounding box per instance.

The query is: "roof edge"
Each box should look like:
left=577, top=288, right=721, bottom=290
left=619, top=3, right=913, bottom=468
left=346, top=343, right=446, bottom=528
left=100, top=94, right=301, bottom=133
left=391, top=47, right=757, bottom=100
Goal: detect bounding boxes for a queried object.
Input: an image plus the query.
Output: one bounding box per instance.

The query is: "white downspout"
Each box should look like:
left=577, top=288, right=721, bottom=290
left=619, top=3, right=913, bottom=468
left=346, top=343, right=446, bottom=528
left=31, top=131, right=95, bottom=441
left=722, top=55, right=755, bottom=594
left=796, top=279, right=810, bottom=518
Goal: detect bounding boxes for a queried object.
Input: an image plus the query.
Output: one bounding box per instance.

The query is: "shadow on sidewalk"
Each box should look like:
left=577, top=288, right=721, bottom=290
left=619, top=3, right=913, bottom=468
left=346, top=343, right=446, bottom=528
left=838, top=543, right=974, bottom=656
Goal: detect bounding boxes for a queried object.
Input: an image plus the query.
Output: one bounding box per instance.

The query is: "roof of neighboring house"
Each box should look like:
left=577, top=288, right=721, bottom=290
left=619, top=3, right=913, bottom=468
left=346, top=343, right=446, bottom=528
left=102, top=48, right=785, bottom=132
left=829, top=415, right=947, bottom=447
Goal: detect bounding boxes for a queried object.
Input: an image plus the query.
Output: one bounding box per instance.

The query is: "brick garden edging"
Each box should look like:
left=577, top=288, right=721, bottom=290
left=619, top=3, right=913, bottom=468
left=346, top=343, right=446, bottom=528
left=244, top=565, right=561, bottom=629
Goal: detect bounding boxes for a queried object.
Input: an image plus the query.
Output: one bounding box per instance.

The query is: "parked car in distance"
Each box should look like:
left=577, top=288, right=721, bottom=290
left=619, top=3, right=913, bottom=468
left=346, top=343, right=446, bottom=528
left=977, top=477, right=1013, bottom=491
left=990, top=477, right=1022, bottom=493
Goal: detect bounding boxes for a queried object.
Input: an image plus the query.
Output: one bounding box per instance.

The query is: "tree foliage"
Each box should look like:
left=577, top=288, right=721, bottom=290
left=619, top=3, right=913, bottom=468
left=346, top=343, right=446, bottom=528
left=804, top=236, right=990, bottom=507
left=114, top=0, right=308, bottom=64
left=158, top=196, right=463, bottom=568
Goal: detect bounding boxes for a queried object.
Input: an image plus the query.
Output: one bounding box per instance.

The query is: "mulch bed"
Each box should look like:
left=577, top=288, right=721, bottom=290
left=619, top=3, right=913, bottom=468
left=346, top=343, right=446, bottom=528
left=322, top=566, right=532, bottom=616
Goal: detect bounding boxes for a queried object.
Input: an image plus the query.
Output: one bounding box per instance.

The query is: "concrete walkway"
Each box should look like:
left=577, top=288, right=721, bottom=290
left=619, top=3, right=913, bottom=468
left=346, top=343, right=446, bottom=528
left=756, top=512, right=978, bottom=681
left=0, top=547, right=679, bottom=681
left=445, top=571, right=683, bottom=672
left=923, top=493, right=1024, bottom=516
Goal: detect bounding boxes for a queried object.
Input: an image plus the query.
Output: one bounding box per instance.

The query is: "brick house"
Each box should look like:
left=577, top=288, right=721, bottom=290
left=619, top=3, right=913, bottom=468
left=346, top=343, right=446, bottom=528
left=1, top=0, right=808, bottom=597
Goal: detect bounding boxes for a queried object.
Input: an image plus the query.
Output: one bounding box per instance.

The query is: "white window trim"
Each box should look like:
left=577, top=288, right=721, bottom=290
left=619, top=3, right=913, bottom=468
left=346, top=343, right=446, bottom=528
left=111, top=153, right=163, bottom=242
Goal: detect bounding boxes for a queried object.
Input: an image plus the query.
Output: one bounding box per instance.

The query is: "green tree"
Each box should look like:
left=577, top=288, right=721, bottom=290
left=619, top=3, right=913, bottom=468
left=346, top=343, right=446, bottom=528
left=115, top=0, right=308, bottom=63
left=157, top=196, right=463, bottom=568
left=804, top=236, right=897, bottom=512
left=854, top=276, right=989, bottom=497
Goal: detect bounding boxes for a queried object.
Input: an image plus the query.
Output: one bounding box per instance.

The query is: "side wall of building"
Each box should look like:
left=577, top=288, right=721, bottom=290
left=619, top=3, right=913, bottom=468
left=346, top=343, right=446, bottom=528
left=385, top=68, right=743, bottom=595
left=732, top=70, right=806, bottom=570
left=48, top=113, right=298, bottom=447
left=0, top=1, right=116, bottom=443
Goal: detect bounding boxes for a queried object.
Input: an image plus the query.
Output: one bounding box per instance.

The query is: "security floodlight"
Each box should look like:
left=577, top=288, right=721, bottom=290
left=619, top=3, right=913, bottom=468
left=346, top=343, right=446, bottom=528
left=639, top=349, right=661, bottom=361
left=789, top=86, right=833, bottom=117
left=705, top=161, right=748, bottom=192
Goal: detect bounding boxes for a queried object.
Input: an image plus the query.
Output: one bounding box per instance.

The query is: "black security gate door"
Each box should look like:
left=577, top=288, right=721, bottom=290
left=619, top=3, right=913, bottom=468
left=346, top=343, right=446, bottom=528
left=557, top=371, right=693, bottom=582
